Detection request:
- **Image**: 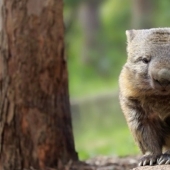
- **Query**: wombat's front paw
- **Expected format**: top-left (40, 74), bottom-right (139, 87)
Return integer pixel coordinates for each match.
top-left (157, 154), bottom-right (170, 165)
top-left (139, 154), bottom-right (160, 166)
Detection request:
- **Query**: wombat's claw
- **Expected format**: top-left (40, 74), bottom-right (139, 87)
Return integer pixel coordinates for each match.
top-left (157, 154), bottom-right (170, 165)
top-left (138, 155), bottom-right (158, 166)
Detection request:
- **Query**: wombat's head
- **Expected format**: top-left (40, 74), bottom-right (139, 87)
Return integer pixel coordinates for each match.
top-left (126, 28), bottom-right (170, 95)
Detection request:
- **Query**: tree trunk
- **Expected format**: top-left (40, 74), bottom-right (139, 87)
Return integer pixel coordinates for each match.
top-left (0, 0), bottom-right (78, 170)
top-left (79, 0), bottom-right (102, 64)
top-left (132, 0), bottom-right (154, 28)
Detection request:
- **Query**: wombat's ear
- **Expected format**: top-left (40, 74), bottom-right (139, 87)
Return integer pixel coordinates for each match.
top-left (126, 30), bottom-right (136, 43)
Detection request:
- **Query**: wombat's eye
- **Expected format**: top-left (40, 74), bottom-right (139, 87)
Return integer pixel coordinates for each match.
top-left (142, 58), bottom-right (150, 64)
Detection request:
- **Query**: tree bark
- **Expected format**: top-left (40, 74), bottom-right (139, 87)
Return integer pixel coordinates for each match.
top-left (0, 0), bottom-right (78, 170)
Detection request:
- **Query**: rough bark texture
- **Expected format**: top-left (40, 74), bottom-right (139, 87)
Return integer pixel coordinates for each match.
top-left (0, 0), bottom-right (78, 170)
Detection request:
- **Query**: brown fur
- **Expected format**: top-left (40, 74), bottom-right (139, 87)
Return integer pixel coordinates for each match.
top-left (119, 28), bottom-right (170, 165)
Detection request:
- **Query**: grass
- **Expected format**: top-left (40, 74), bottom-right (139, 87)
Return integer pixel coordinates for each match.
top-left (71, 92), bottom-right (139, 160)
top-left (68, 44), bottom-right (138, 160)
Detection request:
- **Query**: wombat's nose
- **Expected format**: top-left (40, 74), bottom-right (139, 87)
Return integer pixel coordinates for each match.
top-left (153, 68), bottom-right (170, 87)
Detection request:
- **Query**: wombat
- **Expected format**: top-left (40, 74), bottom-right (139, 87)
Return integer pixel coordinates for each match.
top-left (119, 28), bottom-right (170, 166)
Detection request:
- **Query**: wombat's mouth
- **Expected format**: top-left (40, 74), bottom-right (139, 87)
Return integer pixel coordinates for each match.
top-left (150, 77), bottom-right (170, 95)
top-left (161, 89), bottom-right (167, 93)
top-left (152, 86), bottom-right (170, 95)
top-left (159, 89), bottom-right (170, 95)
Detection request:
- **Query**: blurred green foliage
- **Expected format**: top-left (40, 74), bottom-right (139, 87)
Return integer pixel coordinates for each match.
top-left (65, 0), bottom-right (130, 97)
top-left (64, 0), bottom-right (170, 160)
top-left (72, 94), bottom-right (139, 159)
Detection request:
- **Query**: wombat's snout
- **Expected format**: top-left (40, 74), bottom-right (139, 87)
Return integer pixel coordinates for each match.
top-left (151, 68), bottom-right (170, 90)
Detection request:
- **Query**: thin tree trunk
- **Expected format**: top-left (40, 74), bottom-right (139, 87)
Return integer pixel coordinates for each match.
top-left (0, 0), bottom-right (78, 170)
top-left (132, 0), bottom-right (154, 28)
top-left (79, 0), bottom-right (102, 64)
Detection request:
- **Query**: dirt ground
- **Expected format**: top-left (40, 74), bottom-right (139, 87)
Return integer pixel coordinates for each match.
top-left (62, 155), bottom-right (140, 170)
top-left (28, 155), bottom-right (170, 170)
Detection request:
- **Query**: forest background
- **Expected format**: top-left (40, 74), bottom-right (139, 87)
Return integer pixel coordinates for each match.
top-left (64, 0), bottom-right (170, 160)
